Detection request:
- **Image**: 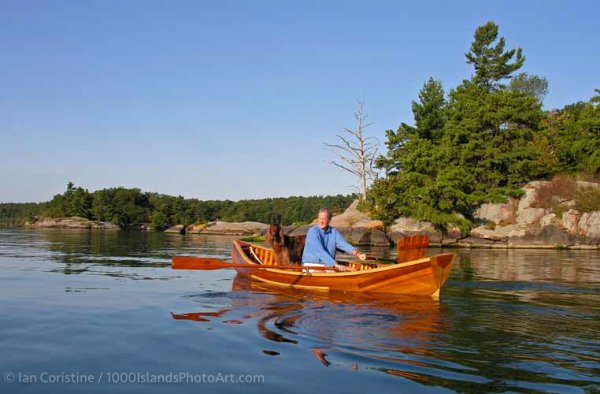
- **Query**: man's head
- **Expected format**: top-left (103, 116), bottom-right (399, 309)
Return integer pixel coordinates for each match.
top-left (317, 208), bottom-right (333, 230)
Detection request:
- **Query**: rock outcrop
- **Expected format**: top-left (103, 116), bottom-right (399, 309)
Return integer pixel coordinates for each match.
top-left (193, 221), bottom-right (269, 236)
top-left (328, 201), bottom-right (390, 246)
top-left (165, 224), bottom-right (187, 234)
top-left (25, 216), bottom-right (119, 230)
top-left (469, 181), bottom-right (600, 248)
top-left (387, 218), bottom-right (441, 243)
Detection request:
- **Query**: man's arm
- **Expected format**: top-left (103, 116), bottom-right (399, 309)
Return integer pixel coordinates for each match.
top-left (334, 229), bottom-right (356, 255)
top-left (334, 230), bottom-right (367, 260)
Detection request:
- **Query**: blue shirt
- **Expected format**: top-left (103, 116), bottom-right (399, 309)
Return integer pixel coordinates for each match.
top-left (301, 225), bottom-right (355, 267)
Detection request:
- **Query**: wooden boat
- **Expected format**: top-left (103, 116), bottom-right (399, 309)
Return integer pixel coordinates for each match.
top-left (231, 239), bottom-right (455, 300)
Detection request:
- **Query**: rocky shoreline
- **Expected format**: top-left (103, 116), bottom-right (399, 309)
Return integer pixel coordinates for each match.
top-left (25, 216), bottom-right (120, 230)
top-left (24, 181), bottom-right (600, 249)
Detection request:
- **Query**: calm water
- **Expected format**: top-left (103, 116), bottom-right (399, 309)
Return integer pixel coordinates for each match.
top-left (0, 229), bottom-right (598, 393)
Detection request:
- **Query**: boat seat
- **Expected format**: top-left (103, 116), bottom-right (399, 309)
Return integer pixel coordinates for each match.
top-left (249, 246), bottom-right (264, 265)
top-left (249, 245), bottom-right (275, 265)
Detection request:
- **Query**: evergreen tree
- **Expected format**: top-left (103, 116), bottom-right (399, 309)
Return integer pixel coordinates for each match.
top-left (442, 81), bottom-right (544, 205)
top-left (509, 72), bottom-right (549, 102)
top-left (369, 78), bottom-right (468, 230)
top-left (369, 22), bottom-right (545, 232)
top-left (541, 89), bottom-right (600, 174)
top-left (465, 21), bottom-right (525, 90)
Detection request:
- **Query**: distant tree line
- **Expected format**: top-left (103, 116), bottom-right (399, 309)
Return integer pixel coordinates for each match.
top-left (0, 203), bottom-right (46, 227)
top-left (366, 21), bottom-right (599, 232)
top-left (0, 182), bottom-right (355, 230)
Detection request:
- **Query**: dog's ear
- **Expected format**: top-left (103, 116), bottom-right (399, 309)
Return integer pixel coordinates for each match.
top-left (265, 224), bottom-right (275, 243)
top-left (278, 226), bottom-right (286, 241)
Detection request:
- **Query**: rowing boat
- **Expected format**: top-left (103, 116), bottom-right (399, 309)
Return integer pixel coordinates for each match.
top-left (230, 239), bottom-right (455, 300)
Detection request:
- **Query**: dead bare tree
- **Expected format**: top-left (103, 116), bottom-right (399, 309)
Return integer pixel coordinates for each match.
top-left (324, 99), bottom-right (379, 201)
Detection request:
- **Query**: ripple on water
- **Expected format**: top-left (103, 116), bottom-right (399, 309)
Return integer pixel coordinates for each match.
top-left (170, 272), bottom-right (599, 392)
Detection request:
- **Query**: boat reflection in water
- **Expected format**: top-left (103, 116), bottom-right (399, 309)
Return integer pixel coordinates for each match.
top-left (172, 275), bottom-right (447, 379)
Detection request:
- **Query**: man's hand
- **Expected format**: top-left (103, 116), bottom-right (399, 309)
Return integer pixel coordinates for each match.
top-left (334, 264), bottom-right (356, 272)
top-left (352, 249), bottom-right (367, 261)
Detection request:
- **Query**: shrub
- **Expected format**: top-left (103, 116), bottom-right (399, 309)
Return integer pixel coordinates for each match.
top-left (531, 174), bottom-right (577, 210)
top-left (575, 186), bottom-right (600, 213)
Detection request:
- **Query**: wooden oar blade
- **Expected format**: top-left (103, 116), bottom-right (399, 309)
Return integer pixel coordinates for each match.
top-left (172, 256), bottom-right (231, 270)
top-left (396, 235), bottom-right (430, 263)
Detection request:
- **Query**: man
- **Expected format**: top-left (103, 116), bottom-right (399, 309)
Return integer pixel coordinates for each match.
top-left (301, 207), bottom-right (367, 270)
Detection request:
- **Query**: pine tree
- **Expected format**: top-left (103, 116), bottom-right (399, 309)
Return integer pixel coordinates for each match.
top-left (465, 21), bottom-right (525, 90)
top-left (369, 78), bottom-right (471, 231)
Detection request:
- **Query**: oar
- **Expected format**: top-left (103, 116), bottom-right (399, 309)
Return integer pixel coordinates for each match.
top-left (172, 256), bottom-right (333, 271)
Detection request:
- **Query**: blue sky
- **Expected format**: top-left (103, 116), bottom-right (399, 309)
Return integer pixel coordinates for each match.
top-left (1, 0), bottom-right (598, 203)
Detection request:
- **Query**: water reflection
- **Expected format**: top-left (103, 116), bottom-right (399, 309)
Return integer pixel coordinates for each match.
top-left (172, 274), bottom-right (600, 392)
top-left (172, 276), bottom-right (445, 370)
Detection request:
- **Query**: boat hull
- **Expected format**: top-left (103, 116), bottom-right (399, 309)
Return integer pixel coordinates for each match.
top-left (231, 240), bottom-right (455, 299)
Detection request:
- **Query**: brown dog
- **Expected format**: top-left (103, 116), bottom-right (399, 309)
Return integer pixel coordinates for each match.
top-left (265, 224), bottom-right (306, 265)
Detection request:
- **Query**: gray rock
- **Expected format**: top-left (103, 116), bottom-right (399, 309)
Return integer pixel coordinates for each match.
top-left (569, 244), bottom-right (600, 250)
top-left (288, 225), bottom-right (311, 236)
top-left (561, 209), bottom-right (580, 235)
top-left (471, 224), bottom-right (527, 241)
top-left (388, 217), bottom-right (444, 243)
top-left (517, 182), bottom-right (546, 211)
top-left (507, 240), bottom-right (559, 249)
top-left (337, 227), bottom-right (391, 246)
top-left (199, 221), bottom-right (269, 235)
top-left (540, 213), bottom-right (559, 228)
top-left (456, 237), bottom-right (500, 248)
top-left (578, 212), bottom-right (600, 242)
top-left (165, 225), bottom-right (187, 234)
top-left (25, 216), bottom-right (119, 230)
top-left (186, 223), bottom-right (210, 234)
top-left (329, 200), bottom-right (384, 228)
top-left (516, 207), bottom-right (546, 225)
top-left (475, 200), bottom-right (516, 224)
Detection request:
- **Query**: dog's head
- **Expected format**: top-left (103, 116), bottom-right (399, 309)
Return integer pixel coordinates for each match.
top-left (266, 224), bottom-right (285, 245)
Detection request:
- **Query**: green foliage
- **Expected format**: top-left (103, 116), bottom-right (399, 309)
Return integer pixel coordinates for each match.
top-left (443, 82), bottom-right (545, 202)
top-left (371, 71), bottom-right (543, 234)
top-left (65, 182), bottom-right (92, 218)
top-left (150, 211), bottom-right (169, 231)
top-left (367, 21), bottom-right (576, 233)
top-left (45, 182), bottom-right (92, 219)
top-left (0, 203), bottom-right (44, 227)
top-left (215, 195), bottom-right (354, 224)
top-left (509, 73), bottom-right (549, 101)
top-left (0, 182), bottom-right (355, 230)
top-left (540, 89), bottom-right (600, 174)
top-left (575, 186), bottom-right (600, 213)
